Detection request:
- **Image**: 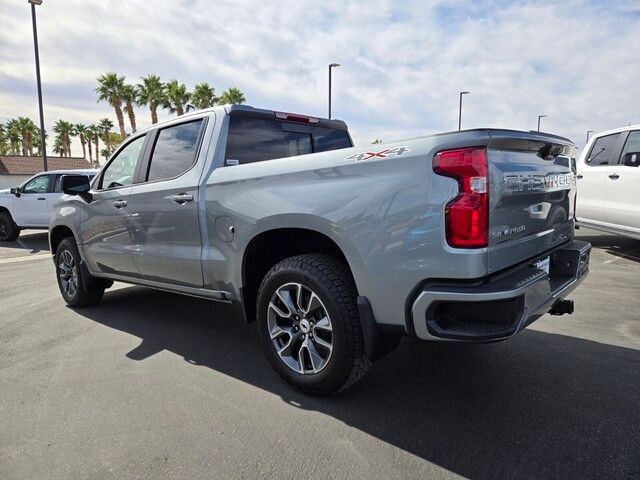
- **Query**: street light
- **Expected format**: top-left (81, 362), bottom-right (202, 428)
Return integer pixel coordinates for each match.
top-left (586, 130), bottom-right (594, 143)
top-left (537, 114), bottom-right (547, 132)
top-left (458, 91), bottom-right (469, 131)
top-left (328, 63), bottom-right (340, 119)
top-left (29, 0), bottom-right (47, 171)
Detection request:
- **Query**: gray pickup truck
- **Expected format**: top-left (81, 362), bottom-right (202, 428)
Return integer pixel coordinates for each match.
top-left (50, 105), bottom-right (591, 393)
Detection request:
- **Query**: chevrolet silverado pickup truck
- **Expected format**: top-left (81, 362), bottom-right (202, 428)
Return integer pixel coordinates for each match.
top-left (576, 124), bottom-right (640, 239)
top-left (49, 105), bottom-right (591, 393)
top-left (0, 169), bottom-right (96, 241)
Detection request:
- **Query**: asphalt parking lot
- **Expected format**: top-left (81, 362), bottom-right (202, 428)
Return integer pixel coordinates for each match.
top-left (1, 228), bottom-right (638, 480)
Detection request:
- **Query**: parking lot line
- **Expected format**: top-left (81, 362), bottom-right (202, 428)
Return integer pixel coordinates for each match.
top-left (0, 253), bottom-right (51, 265)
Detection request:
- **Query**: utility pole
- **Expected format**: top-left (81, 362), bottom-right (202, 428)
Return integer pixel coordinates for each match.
top-left (458, 91), bottom-right (469, 131)
top-left (29, 0), bottom-right (47, 170)
top-left (328, 63), bottom-right (340, 119)
top-left (537, 114), bottom-right (547, 132)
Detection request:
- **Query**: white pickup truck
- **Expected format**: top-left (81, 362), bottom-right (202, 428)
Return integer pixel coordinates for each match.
top-left (576, 124), bottom-right (640, 239)
top-left (0, 169), bottom-right (97, 241)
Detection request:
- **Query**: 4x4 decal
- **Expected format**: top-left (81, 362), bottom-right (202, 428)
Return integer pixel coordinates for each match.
top-left (346, 146), bottom-right (411, 162)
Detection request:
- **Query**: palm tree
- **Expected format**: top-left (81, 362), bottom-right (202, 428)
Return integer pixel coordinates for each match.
top-left (217, 87), bottom-right (246, 105)
top-left (5, 119), bottom-right (22, 155)
top-left (75, 124), bottom-right (89, 158)
top-left (94, 118), bottom-right (114, 166)
top-left (85, 124), bottom-right (96, 164)
top-left (86, 124), bottom-right (100, 167)
top-left (121, 84), bottom-right (137, 133)
top-left (163, 79), bottom-right (190, 116)
top-left (53, 120), bottom-right (74, 157)
top-left (190, 82), bottom-right (216, 110)
top-left (52, 137), bottom-right (65, 157)
top-left (96, 72), bottom-right (127, 138)
top-left (137, 75), bottom-right (165, 125)
top-left (32, 128), bottom-right (47, 156)
top-left (15, 117), bottom-right (38, 155)
top-left (0, 124), bottom-right (7, 155)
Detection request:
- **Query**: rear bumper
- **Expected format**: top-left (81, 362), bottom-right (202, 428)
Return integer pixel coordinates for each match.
top-left (410, 240), bottom-right (591, 342)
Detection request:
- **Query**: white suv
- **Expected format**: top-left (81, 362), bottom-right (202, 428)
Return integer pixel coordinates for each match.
top-left (0, 169), bottom-right (96, 241)
top-left (576, 125), bottom-right (640, 239)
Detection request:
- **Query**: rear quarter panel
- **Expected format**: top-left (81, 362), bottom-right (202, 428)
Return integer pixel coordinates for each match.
top-left (203, 131), bottom-right (494, 330)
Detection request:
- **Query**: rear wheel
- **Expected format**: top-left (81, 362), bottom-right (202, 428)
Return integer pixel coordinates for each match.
top-left (257, 254), bottom-right (370, 394)
top-left (0, 211), bottom-right (19, 242)
top-left (55, 237), bottom-right (104, 307)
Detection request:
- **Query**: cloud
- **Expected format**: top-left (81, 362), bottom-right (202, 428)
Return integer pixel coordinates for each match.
top-left (1, 0), bottom-right (638, 158)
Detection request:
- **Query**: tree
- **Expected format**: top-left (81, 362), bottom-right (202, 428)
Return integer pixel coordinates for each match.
top-left (0, 124), bottom-right (7, 155)
top-left (121, 84), bottom-right (137, 133)
top-left (96, 72), bottom-right (127, 138)
top-left (53, 120), bottom-right (74, 157)
top-left (190, 82), bottom-right (216, 110)
top-left (85, 124), bottom-right (96, 164)
top-left (163, 79), bottom-right (190, 116)
top-left (217, 87), bottom-right (246, 105)
top-left (52, 137), bottom-right (65, 157)
top-left (86, 125), bottom-right (100, 167)
top-left (75, 124), bottom-right (89, 158)
top-left (33, 128), bottom-right (47, 156)
top-left (5, 119), bottom-right (22, 155)
top-left (371, 139), bottom-right (383, 144)
top-left (14, 117), bottom-right (39, 155)
top-left (101, 131), bottom-right (122, 159)
top-left (137, 75), bottom-right (165, 125)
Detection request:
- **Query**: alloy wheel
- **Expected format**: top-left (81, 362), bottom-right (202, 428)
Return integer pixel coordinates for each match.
top-left (58, 249), bottom-right (78, 298)
top-left (267, 282), bottom-right (333, 374)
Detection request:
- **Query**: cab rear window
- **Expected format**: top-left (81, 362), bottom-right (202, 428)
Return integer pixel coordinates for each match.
top-left (225, 116), bottom-right (352, 165)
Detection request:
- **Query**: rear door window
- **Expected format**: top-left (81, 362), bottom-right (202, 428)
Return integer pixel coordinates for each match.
top-left (620, 131), bottom-right (640, 163)
top-left (586, 133), bottom-right (621, 166)
top-left (225, 116), bottom-right (351, 165)
top-left (146, 119), bottom-right (204, 182)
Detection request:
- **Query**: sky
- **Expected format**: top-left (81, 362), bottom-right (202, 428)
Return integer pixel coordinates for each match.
top-left (1, 0), bottom-right (639, 158)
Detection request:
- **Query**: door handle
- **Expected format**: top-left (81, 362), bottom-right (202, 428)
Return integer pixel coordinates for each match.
top-left (37, 197), bottom-right (46, 200)
top-left (576, 174), bottom-right (583, 180)
top-left (113, 200), bottom-right (127, 209)
top-left (167, 193), bottom-right (194, 204)
top-left (608, 173), bottom-right (620, 180)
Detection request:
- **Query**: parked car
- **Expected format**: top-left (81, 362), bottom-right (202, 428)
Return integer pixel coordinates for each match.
top-left (49, 105), bottom-right (590, 393)
top-left (576, 124), bottom-right (640, 239)
top-left (0, 169), bottom-right (97, 241)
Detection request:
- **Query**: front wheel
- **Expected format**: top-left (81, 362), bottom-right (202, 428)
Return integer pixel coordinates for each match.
top-left (55, 237), bottom-right (104, 307)
top-left (257, 254), bottom-right (370, 394)
top-left (0, 211), bottom-right (19, 242)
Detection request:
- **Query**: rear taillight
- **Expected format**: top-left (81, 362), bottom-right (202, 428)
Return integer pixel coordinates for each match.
top-left (433, 147), bottom-right (488, 248)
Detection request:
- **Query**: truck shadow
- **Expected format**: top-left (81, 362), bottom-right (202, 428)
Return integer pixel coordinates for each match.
top-left (76, 286), bottom-right (639, 480)
top-left (0, 231), bottom-right (49, 254)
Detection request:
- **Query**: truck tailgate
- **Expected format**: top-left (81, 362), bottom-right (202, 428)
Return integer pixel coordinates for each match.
top-left (486, 131), bottom-right (577, 273)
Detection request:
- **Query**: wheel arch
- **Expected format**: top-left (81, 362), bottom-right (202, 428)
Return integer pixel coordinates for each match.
top-left (49, 224), bottom-right (76, 255)
top-left (239, 225), bottom-right (366, 323)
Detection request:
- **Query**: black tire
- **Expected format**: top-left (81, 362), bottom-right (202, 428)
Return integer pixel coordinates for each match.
top-left (257, 254), bottom-right (371, 394)
top-left (0, 211), bottom-right (19, 242)
top-left (55, 237), bottom-right (104, 307)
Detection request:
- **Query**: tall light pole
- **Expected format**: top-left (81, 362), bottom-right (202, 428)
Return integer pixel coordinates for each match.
top-left (537, 114), bottom-right (547, 132)
top-left (328, 63), bottom-right (340, 119)
top-left (586, 130), bottom-right (594, 143)
top-left (458, 91), bottom-right (469, 131)
top-left (29, 0), bottom-right (47, 171)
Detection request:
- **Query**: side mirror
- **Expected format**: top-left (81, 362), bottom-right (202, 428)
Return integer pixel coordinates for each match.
top-left (623, 152), bottom-right (640, 167)
top-left (61, 174), bottom-right (92, 201)
top-left (9, 187), bottom-right (21, 197)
